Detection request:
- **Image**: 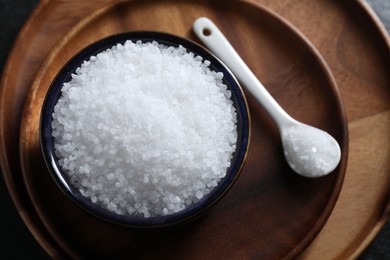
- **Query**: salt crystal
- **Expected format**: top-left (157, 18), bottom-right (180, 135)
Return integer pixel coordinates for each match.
top-left (282, 125), bottom-right (340, 177)
top-left (52, 40), bottom-right (237, 218)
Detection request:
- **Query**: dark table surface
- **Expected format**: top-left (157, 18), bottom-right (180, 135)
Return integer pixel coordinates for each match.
top-left (0, 0), bottom-right (389, 259)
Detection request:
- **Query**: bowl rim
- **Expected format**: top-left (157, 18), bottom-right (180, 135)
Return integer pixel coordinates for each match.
top-left (40, 31), bottom-right (251, 228)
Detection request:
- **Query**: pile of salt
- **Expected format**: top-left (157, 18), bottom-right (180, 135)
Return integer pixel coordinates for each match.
top-left (282, 125), bottom-right (340, 177)
top-left (51, 40), bottom-right (238, 218)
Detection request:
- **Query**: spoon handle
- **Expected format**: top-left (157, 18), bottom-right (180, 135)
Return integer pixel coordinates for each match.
top-left (193, 17), bottom-right (295, 129)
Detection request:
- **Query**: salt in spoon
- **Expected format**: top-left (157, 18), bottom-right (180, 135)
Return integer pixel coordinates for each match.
top-left (193, 17), bottom-right (341, 178)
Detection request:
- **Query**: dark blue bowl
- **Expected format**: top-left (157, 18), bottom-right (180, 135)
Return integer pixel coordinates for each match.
top-left (40, 31), bottom-right (250, 228)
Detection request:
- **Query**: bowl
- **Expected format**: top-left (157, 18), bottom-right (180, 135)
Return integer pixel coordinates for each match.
top-left (40, 31), bottom-right (250, 228)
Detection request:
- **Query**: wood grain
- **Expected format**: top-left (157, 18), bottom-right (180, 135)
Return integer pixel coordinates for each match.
top-left (300, 110), bottom-right (390, 259)
top-left (0, 0), bottom-right (389, 259)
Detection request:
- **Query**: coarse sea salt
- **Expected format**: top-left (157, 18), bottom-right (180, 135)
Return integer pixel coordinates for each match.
top-left (282, 125), bottom-right (340, 177)
top-left (51, 40), bottom-right (238, 218)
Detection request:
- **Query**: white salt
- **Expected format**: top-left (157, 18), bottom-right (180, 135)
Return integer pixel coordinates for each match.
top-left (282, 125), bottom-right (341, 178)
top-left (51, 40), bottom-right (238, 218)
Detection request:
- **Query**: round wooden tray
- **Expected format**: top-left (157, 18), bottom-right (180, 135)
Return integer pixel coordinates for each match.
top-left (1, 0), bottom-right (389, 259)
top-left (20, 0), bottom-right (347, 259)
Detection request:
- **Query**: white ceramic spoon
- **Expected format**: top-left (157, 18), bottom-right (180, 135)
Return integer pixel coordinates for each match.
top-left (193, 17), bottom-right (341, 178)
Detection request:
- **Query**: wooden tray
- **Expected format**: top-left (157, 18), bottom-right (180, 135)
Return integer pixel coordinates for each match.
top-left (1, 0), bottom-right (389, 259)
top-left (20, 0), bottom-right (348, 259)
